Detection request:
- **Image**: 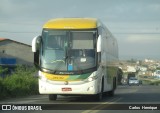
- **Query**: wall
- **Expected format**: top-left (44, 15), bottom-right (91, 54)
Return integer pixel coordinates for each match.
top-left (0, 40), bottom-right (33, 66)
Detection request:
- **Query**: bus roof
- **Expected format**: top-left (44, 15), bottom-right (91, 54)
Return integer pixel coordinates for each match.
top-left (43, 18), bottom-right (98, 29)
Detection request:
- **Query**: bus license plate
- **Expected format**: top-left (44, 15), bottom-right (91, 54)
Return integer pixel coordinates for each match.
top-left (62, 88), bottom-right (72, 91)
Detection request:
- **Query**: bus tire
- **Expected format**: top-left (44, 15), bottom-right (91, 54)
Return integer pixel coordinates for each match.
top-left (94, 78), bottom-right (104, 101)
top-left (108, 89), bottom-right (115, 97)
top-left (94, 92), bottom-right (103, 101)
top-left (49, 94), bottom-right (57, 101)
top-left (108, 78), bottom-right (116, 96)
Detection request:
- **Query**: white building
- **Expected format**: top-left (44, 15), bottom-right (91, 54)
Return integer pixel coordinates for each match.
top-left (127, 66), bottom-right (136, 72)
top-left (140, 66), bottom-right (147, 72)
top-left (153, 70), bottom-right (160, 78)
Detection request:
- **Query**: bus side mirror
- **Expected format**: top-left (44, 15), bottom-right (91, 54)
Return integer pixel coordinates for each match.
top-left (32, 36), bottom-right (41, 52)
top-left (97, 35), bottom-right (102, 52)
top-left (32, 36), bottom-right (41, 68)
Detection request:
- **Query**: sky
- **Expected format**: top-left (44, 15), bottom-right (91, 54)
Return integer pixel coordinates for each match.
top-left (0, 0), bottom-right (160, 60)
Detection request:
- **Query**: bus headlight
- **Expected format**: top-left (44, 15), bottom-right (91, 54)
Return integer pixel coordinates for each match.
top-left (88, 77), bottom-right (94, 82)
top-left (88, 76), bottom-right (98, 82)
top-left (87, 72), bottom-right (98, 82)
top-left (39, 71), bottom-right (47, 81)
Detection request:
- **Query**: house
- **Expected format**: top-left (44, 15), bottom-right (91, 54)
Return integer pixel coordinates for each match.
top-left (127, 66), bottom-right (136, 72)
top-left (0, 38), bottom-right (33, 66)
top-left (153, 70), bottom-right (160, 78)
top-left (140, 66), bottom-right (147, 72)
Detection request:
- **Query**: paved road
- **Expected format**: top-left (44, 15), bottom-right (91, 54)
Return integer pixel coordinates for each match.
top-left (1, 85), bottom-right (160, 113)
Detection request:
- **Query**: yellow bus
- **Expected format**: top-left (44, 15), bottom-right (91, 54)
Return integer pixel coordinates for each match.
top-left (32, 18), bottom-right (119, 101)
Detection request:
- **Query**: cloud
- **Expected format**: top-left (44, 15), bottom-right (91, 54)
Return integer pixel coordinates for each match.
top-left (126, 35), bottom-right (160, 44)
top-left (0, 0), bottom-right (160, 59)
top-left (116, 33), bottom-right (160, 60)
top-left (148, 3), bottom-right (160, 11)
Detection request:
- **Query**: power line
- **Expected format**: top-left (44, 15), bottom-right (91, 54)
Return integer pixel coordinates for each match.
top-left (0, 30), bottom-right (160, 34)
top-left (0, 30), bottom-right (40, 33)
top-left (113, 33), bottom-right (160, 34)
top-left (0, 21), bottom-right (43, 26)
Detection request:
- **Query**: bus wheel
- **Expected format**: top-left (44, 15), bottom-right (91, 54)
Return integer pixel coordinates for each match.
top-left (108, 89), bottom-right (115, 96)
top-left (49, 94), bottom-right (57, 101)
top-left (94, 92), bottom-right (103, 101)
top-left (108, 78), bottom-right (116, 96)
top-left (94, 80), bottom-right (103, 101)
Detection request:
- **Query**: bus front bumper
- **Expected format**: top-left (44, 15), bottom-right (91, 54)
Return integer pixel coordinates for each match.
top-left (39, 79), bottom-right (99, 95)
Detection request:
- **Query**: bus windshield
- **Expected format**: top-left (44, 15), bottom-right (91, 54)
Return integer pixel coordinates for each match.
top-left (41, 29), bottom-right (97, 73)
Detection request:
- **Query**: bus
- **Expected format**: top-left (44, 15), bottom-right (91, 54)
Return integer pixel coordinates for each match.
top-left (32, 18), bottom-right (119, 101)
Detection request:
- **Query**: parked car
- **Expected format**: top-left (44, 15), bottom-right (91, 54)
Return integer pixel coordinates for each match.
top-left (128, 77), bottom-right (139, 86)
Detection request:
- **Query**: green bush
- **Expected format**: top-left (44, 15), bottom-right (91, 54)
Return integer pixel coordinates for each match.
top-left (141, 79), bottom-right (160, 85)
top-left (0, 77), bottom-right (7, 99)
top-left (0, 65), bottom-right (38, 99)
top-left (150, 80), bottom-right (160, 85)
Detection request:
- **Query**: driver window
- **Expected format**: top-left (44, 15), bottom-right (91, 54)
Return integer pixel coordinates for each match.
top-left (47, 35), bottom-right (61, 49)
